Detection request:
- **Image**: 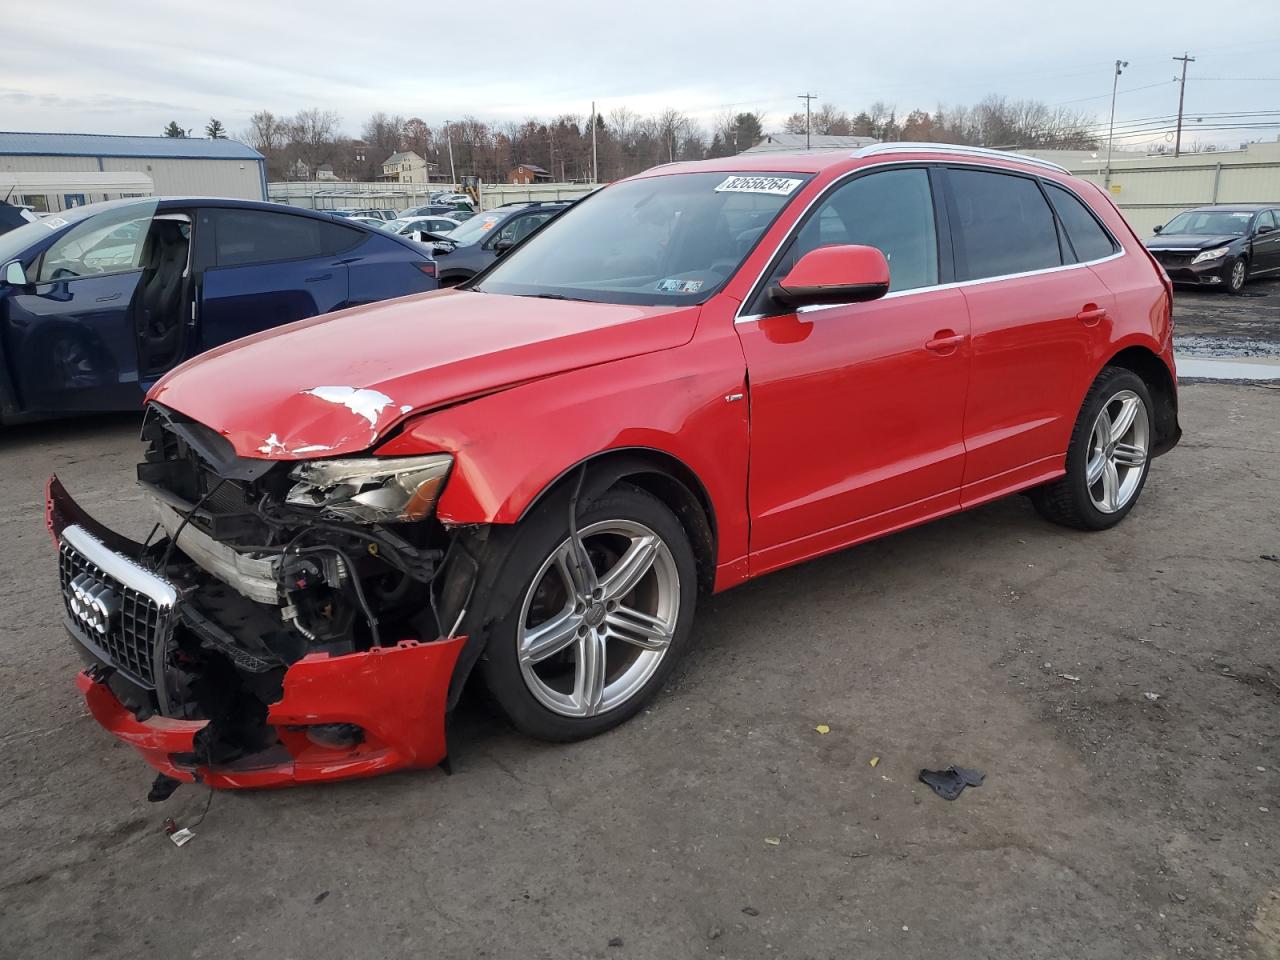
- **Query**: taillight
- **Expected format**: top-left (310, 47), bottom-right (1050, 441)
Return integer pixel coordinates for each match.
top-left (416, 261), bottom-right (437, 278)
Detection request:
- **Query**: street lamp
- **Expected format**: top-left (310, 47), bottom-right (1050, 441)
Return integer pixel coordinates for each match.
top-left (1104, 60), bottom-right (1128, 190)
top-left (442, 120), bottom-right (457, 188)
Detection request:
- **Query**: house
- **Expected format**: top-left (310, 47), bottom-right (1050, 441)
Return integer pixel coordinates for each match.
top-left (508, 163), bottom-right (552, 185)
top-left (381, 150), bottom-right (433, 184)
top-left (316, 163), bottom-right (338, 181)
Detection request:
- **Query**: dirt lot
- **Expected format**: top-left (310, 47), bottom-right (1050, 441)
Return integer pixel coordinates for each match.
top-left (1, 389), bottom-right (1278, 959)
top-left (1174, 276), bottom-right (1280, 357)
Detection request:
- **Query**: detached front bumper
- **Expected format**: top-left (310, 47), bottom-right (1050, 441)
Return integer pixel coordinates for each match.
top-left (77, 638), bottom-right (464, 789)
top-left (49, 476), bottom-right (465, 790)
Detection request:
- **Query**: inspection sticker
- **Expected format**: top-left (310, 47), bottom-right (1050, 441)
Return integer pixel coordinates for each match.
top-left (657, 278), bottom-right (703, 293)
top-left (43, 217), bottom-right (68, 229)
top-left (714, 175), bottom-right (803, 196)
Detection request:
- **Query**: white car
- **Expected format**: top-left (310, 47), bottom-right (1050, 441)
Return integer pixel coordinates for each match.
top-left (383, 215), bottom-right (462, 239)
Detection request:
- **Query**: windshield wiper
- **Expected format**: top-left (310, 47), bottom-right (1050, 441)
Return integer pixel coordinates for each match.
top-left (522, 292), bottom-right (592, 302)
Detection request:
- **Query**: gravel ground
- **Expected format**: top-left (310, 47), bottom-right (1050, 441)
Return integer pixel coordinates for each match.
top-left (1174, 277), bottom-right (1280, 357)
top-left (1, 381), bottom-right (1278, 959)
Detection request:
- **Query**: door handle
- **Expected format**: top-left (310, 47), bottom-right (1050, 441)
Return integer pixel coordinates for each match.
top-left (305, 273), bottom-right (333, 283)
top-left (1076, 305), bottom-right (1107, 325)
top-left (95, 292), bottom-right (121, 303)
top-left (925, 331), bottom-right (967, 354)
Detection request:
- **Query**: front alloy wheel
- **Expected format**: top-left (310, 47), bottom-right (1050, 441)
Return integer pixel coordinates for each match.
top-left (477, 483), bottom-right (698, 741)
top-left (517, 520), bottom-right (680, 718)
top-left (1225, 257), bottom-right (1247, 294)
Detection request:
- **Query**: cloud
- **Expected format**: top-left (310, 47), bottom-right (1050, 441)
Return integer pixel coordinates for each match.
top-left (1, 0), bottom-right (1277, 148)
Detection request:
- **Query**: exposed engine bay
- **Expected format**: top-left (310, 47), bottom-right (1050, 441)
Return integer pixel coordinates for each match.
top-left (52, 402), bottom-right (475, 787)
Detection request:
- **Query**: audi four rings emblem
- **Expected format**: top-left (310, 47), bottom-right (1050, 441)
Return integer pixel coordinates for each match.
top-left (68, 572), bottom-right (121, 636)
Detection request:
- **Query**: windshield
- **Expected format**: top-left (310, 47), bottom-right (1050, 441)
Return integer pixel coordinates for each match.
top-left (447, 210), bottom-right (505, 245)
top-left (0, 218), bottom-right (57, 265)
top-left (1162, 209), bottom-right (1254, 236)
top-left (474, 172), bottom-right (810, 305)
top-left (385, 219), bottom-right (411, 232)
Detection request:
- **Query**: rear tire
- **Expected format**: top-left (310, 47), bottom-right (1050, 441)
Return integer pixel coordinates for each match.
top-left (1031, 368), bottom-right (1153, 531)
top-left (477, 483), bottom-right (698, 742)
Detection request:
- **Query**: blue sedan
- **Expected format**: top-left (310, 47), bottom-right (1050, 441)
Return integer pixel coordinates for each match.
top-left (0, 197), bottom-right (438, 422)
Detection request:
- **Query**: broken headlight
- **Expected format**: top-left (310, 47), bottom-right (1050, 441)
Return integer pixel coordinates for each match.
top-left (286, 454), bottom-right (453, 523)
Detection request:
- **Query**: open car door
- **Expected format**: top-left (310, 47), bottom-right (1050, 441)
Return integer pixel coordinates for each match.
top-left (3, 200), bottom-right (160, 415)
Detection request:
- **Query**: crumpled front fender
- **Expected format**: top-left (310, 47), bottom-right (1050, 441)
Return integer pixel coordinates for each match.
top-left (79, 636), bottom-right (466, 790)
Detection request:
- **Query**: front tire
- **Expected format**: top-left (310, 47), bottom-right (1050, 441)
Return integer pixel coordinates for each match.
top-left (1224, 257), bottom-right (1247, 294)
top-left (478, 483), bottom-right (698, 742)
top-left (1031, 368), bottom-right (1153, 531)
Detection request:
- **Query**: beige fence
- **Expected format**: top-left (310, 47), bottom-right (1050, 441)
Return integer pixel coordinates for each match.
top-left (1031, 141), bottom-right (1280, 236)
top-left (268, 180), bottom-right (599, 213)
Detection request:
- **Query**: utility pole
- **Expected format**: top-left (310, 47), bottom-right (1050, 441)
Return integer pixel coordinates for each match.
top-left (590, 100), bottom-right (598, 184)
top-left (1172, 52), bottom-right (1195, 157)
top-left (1105, 59), bottom-right (1128, 190)
top-left (443, 119), bottom-right (457, 188)
top-left (798, 93), bottom-right (816, 150)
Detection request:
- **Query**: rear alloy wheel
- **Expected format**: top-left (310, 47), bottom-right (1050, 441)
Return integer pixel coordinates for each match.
top-left (1031, 368), bottom-right (1154, 531)
top-left (479, 484), bottom-right (697, 741)
top-left (1224, 257), bottom-right (1247, 294)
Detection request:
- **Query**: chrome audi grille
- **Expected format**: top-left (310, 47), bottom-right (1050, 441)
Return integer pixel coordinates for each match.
top-left (58, 525), bottom-right (177, 688)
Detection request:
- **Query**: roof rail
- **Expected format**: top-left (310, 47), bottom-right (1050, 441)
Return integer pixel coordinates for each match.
top-left (851, 142), bottom-right (1069, 174)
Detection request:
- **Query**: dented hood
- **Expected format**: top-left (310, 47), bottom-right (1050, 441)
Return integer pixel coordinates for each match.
top-left (149, 288), bottom-right (699, 459)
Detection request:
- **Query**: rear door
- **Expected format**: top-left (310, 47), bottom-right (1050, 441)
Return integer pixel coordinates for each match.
top-left (3, 201), bottom-right (157, 414)
top-left (942, 166), bottom-right (1115, 504)
top-left (194, 208), bottom-right (357, 352)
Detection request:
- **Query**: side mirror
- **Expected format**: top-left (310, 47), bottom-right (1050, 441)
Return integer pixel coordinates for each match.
top-left (1256, 223), bottom-right (1276, 236)
top-left (768, 245), bottom-right (890, 309)
top-left (3, 261), bottom-right (29, 287)
top-left (1152, 224), bottom-right (1163, 234)
top-left (493, 238), bottom-right (515, 255)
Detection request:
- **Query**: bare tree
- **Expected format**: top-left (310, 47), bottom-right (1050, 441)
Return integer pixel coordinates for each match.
top-left (288, 108), bottom-right (340, 179)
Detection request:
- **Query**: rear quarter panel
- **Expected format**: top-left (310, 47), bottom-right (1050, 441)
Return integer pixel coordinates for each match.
top-left (1068, 177), bottom-right (1175, 370)
top-left (347, 233), bottom-right (438, 306)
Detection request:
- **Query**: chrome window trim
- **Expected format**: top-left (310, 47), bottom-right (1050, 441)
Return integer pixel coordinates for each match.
top-left (736, 251), bottom-right (1125, 322)
top-left (852, 142), bottom-right (1070, 174)
top-left (733, 159), bottom-right (1125, 325)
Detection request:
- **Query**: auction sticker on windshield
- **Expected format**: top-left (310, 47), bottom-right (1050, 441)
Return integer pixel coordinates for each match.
top-left (714, 176), bottom-right (803, 196)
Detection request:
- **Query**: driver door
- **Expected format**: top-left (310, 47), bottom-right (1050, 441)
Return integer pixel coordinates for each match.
top-left (3, 201), bottom-right (158, 414)
top-left (735, 167), bottom-right (972, 575)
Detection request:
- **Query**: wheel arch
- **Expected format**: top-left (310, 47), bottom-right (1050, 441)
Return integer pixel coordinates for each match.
top-left (517, 447), bottom-right (718, 596)
top-left (1102, 344), bottom-right (1180, 456)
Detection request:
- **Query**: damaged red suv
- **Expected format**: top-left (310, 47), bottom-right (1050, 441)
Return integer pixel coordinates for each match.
top-left (49, 144), bottom-right (1180, 791)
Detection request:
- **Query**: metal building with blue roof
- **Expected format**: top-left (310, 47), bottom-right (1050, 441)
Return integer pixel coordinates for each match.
top-left (0, 132), bottom-right (267, 211)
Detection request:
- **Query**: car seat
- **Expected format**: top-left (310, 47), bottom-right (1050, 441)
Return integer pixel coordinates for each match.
top-left (138, 221), bottom-right (189, 371)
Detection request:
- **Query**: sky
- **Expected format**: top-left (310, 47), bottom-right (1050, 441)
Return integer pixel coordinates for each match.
top-left (3, 0), bottom-right (1280, 150)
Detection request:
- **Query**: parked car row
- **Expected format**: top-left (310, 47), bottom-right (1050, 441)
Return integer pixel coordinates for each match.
top-left (45, 144), bottom-right (1183, 793)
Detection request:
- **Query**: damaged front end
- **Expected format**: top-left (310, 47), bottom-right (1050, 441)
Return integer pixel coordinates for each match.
top-left (49, 403), bottom-right (474, 792)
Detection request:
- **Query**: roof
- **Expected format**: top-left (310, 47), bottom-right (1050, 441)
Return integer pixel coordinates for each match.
top-left (515, 163), bottom-right (550, 174)
top-left (744, 133), bottom-right (879, 154)
top-left (0, 131), bottom-right (262, 161)
top-left (1184, 203), bottom-right (1275, 212)
top-left (0, 171), bottom-right (154, 192)
top-left (637, 143), bottom-right (1089, 180)
top-left (383, 151), bottom-right (423, 165)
